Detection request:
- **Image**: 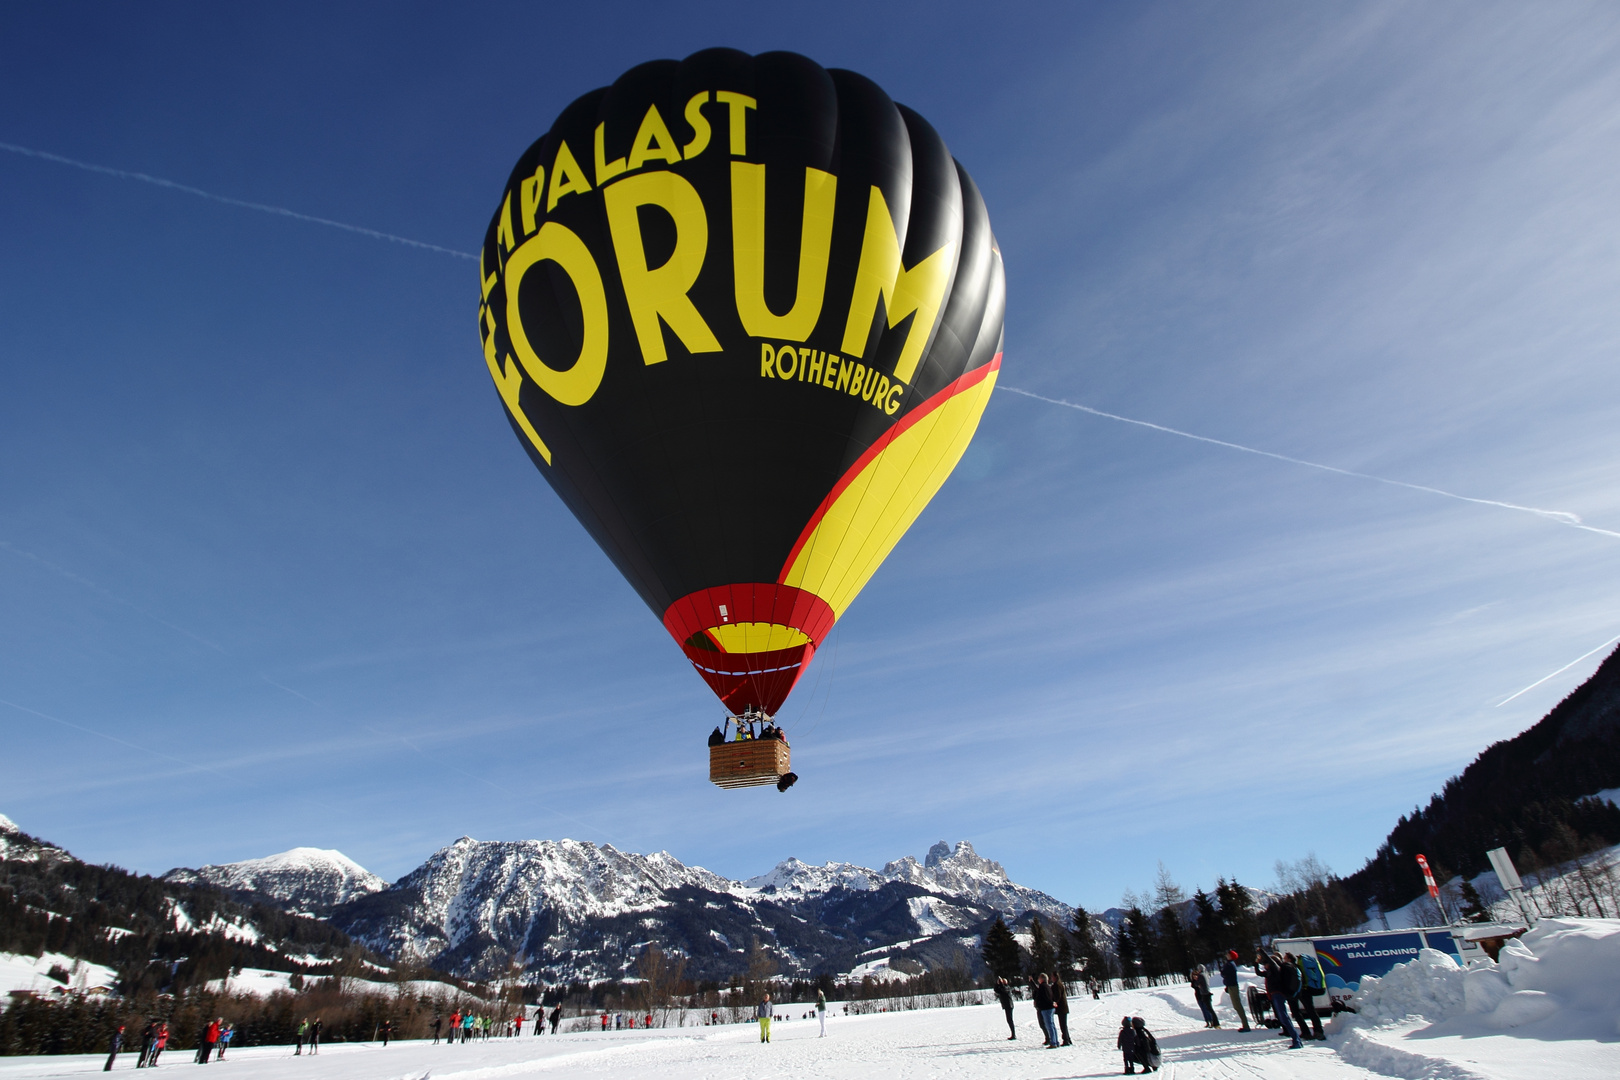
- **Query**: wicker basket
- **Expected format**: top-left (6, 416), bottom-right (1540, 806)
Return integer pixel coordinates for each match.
top-left (709, 739), bottom-right (791, 789)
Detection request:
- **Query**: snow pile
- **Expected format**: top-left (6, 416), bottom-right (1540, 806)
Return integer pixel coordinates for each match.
top-left (1353, 948), bottom-right (1467, 1022)
top-left (1351, 918), bottom-right (1620, 1035)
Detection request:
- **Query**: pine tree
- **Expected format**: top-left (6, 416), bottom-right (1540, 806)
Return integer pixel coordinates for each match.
top-left (1123, 906), bottom-right (1155, 987)
top-left (1191, 889), bottom-right (1219, 961)
top-left (982, 918), bottom-right (1023, 983)
top-left (1215, 877), bottom-right (1259, 954)
top-left (1026, 914), bottom-right (1058, 980)
top-left (1458, 880), bottom-right (1493, 923)
top-left (1071, 908), bottom-right (1110, 981)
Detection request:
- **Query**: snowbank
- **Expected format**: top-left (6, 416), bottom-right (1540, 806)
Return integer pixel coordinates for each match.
top-left (1351, 918), bottom-right (1620, 1037)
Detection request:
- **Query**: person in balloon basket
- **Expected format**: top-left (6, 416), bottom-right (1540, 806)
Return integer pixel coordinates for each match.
top-left (1255, 951), bottom-right (1303, 1049)
top-left (1131, 1017), bottom-right (1161, 1071)
top-left (1116, 1016), bottom-right (1137, 1074)
top-left (756, 993), bottom-right (774, 1042)
top-left (993, 976), bottom-right (1016, 1039)
top-left (1220, 950), bottom-right (1250, 1031)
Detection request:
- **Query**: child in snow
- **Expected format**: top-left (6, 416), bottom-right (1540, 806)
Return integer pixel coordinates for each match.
top-left (1117, 1016), bottom-right (1137, 1074)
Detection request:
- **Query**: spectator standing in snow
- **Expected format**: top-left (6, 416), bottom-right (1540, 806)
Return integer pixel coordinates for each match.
top-left (464, 1013), bottom-right (475, 1042)
top-left (756, 993), bottom-right (774, 1042)
top-left (310, 1016), bottom-right (322, 1055)
top-left (1220, 951), bottom-right (1250, 1031)
top-left (1189, 969), bottom-right (1219, 1027)
top-left (380, 1019), bottom-right (393, 1046)
top-left (1052, 976), bottom-right (1073, 1045)
top-left (1291, 952), bottom-right (1327, 1040)
top-left (1256, 951), bottom-right (1303, 1049)
top-left (218, 1024), bottom-right (233, 1059)
top-left (150, 1023), bottom-right (169, 1067)
top-left (816, 988), bottom-right (827, 1036)
top-left (550, 1005), bottom-right (562, 1034)
top-left (1131, 1017), bottom-right (1160, 1072)
top-left (1031, 973), bottom-right (1058, 1048)
top-left (993, 976), bottom-right (1016, 1039)
top-left (137, 1020), bottom-right (158, 1067)
top-left (103, 1024), bottom-right (124, 1072)
top-left (1116, 1016), bottom-right (1137, 1075)
top-left (296, 1017), bottom-right (308, 1053)
top-left (196, 1018), bottom-right (219, 1064)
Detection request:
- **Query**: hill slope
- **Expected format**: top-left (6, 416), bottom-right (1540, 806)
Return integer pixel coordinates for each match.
top-left (1346, 645), bottom-right (1620, 908)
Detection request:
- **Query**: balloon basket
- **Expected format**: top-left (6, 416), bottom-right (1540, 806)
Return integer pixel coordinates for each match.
top-left (709, 738), bottom-right (791, 789)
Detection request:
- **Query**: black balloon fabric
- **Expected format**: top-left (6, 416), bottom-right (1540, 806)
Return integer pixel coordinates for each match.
top-left (478, 48), bottom-right (1005, 716)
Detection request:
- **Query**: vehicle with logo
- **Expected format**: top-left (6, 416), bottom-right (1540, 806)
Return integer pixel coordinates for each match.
top-left (1271, 926), bottom-right (1487, 1011)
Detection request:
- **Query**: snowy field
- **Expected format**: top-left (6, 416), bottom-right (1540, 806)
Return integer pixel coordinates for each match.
top-left (4, 975), bottom-right (1616, 1080)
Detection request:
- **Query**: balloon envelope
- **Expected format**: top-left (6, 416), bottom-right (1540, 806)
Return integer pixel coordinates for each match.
top-left (479, 49), bottom-right (1005, 716)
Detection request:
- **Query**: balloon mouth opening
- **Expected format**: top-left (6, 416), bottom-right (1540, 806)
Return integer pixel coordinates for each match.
top-left (663, 583), bottom-right (836, 713)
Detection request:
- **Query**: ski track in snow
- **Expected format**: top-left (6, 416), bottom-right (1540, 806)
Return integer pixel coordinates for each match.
top-left (9, 979), bottom-right (1604, 1080)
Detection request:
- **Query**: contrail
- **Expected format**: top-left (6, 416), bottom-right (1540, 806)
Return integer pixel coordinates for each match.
top-left (1002, 386), bottom-right (1620, 541)
top-left (1496, 633), bottom-right (1620, 706)
top-left (0, 697), bottom-right (233, 781)
top-left (0, 140), bottom-right (476, 260)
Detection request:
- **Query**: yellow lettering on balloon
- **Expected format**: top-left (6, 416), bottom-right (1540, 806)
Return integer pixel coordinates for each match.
top-left (731, 162), bottom-right (836, 342)
top-left (776, 346), bottom-right (797, 380)
top-left (871, 373), bottom-right (890, 403)
top-left (824, 353), bottom-right (841, 388)
top-left (480, 247), bottom-right (499, 301)
top-left (520, 166), bottom-right (546, 234)
top-left (835, 359), bottom-right (854, 393)
top-left (682, 92), bottom-right (712, 159)
top-left (714, 91), bottom-right (757, 156)
top-left (628, 104), bottom-right (683, 170)
top-left (496, 192), bottom-right (518, 253)
top-left (840, 186), bottom-right (957, 384)
top-left (760, 341), bottom-right (777, 377)
top-left (884, 381), bottom-right (904, 414)
top-left (798, 347), bottom-right (812, 381)
top-left (594, 122), bottom-right (627, 186)
top-left (808, 350), bottom-right (825, 383)
top-left (547, 141), bottom-right (592, 211)
top-left (504, 221), bottom-right (610, 407)
top-left (603, 170), bottom-right (721, 365)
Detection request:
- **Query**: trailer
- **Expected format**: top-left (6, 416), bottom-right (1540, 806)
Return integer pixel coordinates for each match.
top-left (1272, 926), bottom-right (1490, 1005)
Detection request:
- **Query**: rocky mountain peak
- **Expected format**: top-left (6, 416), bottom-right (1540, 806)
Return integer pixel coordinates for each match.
top-left (163, 847), bottom-right (388, 915)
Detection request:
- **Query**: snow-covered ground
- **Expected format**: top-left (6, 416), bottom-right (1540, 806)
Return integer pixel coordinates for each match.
top-left (0, 953), bottom-right (118, 998)
top-left (198, 967), bottom-right (470, 1001)
top-left (5, 967), bottom-right (1615, 1080)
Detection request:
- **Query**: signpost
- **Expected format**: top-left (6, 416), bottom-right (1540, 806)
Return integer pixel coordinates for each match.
top-left (1486, 846), bottom-right (1535, 927)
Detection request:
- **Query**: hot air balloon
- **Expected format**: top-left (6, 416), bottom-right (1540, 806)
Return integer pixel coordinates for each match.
top-left (478, 49), bottom-right (1005, 789)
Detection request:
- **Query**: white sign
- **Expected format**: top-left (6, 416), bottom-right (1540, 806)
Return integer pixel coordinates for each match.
top-left (1487, 847), bottom-right (1523, 891)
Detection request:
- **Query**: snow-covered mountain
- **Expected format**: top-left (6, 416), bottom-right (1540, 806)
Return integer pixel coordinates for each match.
top-left (165, 848), bottom-right (388, 916)
top-left (328, 836), bottom-right (1069, 982)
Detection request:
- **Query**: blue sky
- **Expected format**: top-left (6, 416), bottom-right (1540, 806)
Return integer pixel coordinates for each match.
top-left (3, 1), bottom-right (1619, 913)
